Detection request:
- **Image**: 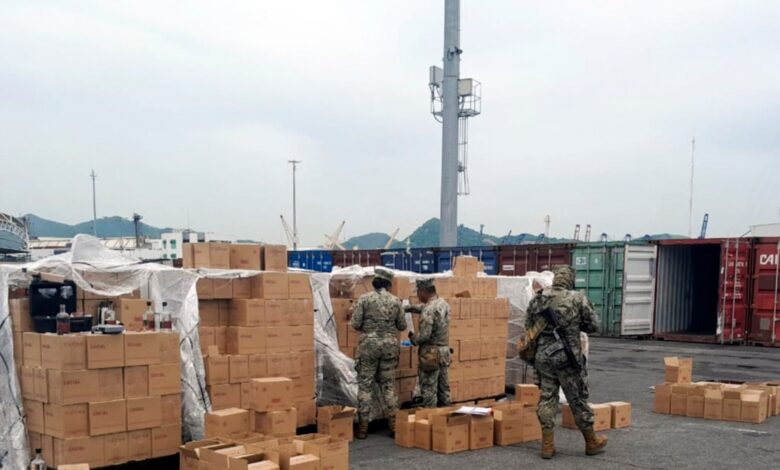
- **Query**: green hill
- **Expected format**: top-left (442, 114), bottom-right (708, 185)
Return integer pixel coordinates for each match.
top-left (26, 214), bottom-right (170, 239)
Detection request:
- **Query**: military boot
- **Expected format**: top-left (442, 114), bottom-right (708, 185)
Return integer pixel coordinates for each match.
top-left (541, 430), bottom-right (555, 459)
top-left (356, 418), bottom-right (369, 440)
top-left (582, 427), bottom-right (607, 455)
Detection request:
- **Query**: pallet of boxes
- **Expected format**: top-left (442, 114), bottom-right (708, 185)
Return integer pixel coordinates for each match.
top-left (17, 295), bottom-right (182, 467)
top-left (186, 242), bottom-right (318, 429)
top-left (394, 383), bottom-right (542, 454)
top-left (654, 357), bottom-right (780, 423)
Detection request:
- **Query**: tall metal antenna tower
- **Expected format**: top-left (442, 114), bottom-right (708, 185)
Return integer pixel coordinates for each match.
top-left (544, 215), bottom-right (551, 239)
top-left (132, 213), bottom-right (143, 249)
top-left (688, 137), bottom-right (695, 238)
top-left (90, 169), bottom-right (98, 237)
top-left (288, 160), bottom-right (302, 251)
top-left (429, 0), bottom-right (481, 247)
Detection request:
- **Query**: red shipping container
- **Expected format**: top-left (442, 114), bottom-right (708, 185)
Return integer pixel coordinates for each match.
top-left (748, 238), bottom-right (780, 346)
top-left (498, 244), bottom-right (573, 276)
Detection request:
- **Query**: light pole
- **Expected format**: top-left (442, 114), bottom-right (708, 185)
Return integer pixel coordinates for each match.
top-left (288, 160), bottom-right (301, 251)
top-left (90, 169), bottom-right (98, 236)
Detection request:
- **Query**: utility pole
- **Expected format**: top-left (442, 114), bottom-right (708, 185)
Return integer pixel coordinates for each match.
top-left (688, 138), bottom-right (695, 238)
top-left (90, 169), bottom-right (98, 237)
top-left (439, 0), bottom-right (461, 247)
top-left (288, 160), bottom-right (301, 251)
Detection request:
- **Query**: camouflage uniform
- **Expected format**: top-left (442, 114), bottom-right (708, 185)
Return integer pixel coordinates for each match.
top-left (351, 270), bottom-right (406, 423)
top-left (410, 290), bottom-right (451, 408)
top-left (525, 266), bottom-right (598, 432)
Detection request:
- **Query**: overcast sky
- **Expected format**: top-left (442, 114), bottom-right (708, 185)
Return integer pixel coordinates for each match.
top-left (1, 1), bottom-right (778, 246)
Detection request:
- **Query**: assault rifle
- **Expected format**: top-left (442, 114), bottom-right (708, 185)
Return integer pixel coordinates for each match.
top-left (539, 308), bottom-right (582, 373)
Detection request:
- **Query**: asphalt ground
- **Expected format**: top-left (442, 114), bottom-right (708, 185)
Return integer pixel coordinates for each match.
top-left (350, 337), bottom-right (780, 470)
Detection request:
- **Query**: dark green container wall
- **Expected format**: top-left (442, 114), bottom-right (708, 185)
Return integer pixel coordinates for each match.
top-left (572, 243), bottom-right (625, 337)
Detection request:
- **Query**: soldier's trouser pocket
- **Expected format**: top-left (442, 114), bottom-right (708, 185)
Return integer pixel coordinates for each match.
top-left (540, 341), bottom-right (568, 370)
top-left (420, 347), bottom-right (440, 373)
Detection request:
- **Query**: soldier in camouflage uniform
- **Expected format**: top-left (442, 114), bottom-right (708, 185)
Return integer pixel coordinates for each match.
top-left (524, 266), bottom-right (607, 459)
top-left (350, 266), bottom-right (406, 439)
top-left (407, 278), bottom-right (451, 408)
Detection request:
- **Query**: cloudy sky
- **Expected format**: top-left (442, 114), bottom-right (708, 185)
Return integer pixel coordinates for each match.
top-left (1, 1), bottom-right (778, 246)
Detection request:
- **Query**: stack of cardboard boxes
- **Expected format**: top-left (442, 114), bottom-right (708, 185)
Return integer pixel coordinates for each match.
top-left (331, 256), bottom-right (509, 405)
top-left (182, 243), bottom-right (288, 272)
top-left (394, 384), bottom-right (542, 454)
top-left (653, 357), bottom-right (779, 424)
top-left (562, 402), bottom-right (632, 430)
top-left (19, 331), bottom-right (181, 468)
top-left (189, 377), bottom-right (350, 470)
top-left (191, 243), bottom-right (317, 428)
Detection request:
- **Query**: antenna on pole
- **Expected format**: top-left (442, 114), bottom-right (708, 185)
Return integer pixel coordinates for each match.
top-left (288, 159), bottom-right (302, 251)
top-left (688, 137), bottom-right (695, 238)
top-left (90, 169), bottom-right (98, 237)
top-left (544, 215), bottom-right (551, 240)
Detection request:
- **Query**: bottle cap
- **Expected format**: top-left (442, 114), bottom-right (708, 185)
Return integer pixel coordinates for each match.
top-left (147, 301), bottom-right (152, 306)
top-left (163, 301), bottom-right (168, 307)
top-left (35, 448), bottom-right (41, 453)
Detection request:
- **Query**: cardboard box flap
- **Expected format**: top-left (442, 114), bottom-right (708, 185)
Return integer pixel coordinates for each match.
top-left (317, 405), bottom-right (357, 421)
top-left (430, 412), bottom-right (470, 427)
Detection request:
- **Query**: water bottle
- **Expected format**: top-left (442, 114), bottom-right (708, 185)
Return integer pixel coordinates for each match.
top-left (30, 447), bottom-right (46, 470)
top-left (55, 304), bottom-right (70, 335)
top-left (160, 301), bottom-right (172, 330)
top-left (143, 302), bottom-right (154, 331)
top-left (104, 302), bottom-right (116, 325)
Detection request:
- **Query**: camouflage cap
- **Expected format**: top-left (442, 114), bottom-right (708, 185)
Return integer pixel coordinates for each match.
top-left (552, 265), bottom-right (575, 289)
top-left (415, 278), bottom-right (435, 290)
top-left (374, 266), bottom-right (394, 282)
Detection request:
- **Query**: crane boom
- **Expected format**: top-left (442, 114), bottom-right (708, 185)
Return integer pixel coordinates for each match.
top-left (384, 228), bottom-right (400, 250)
top-left (280, 215), bottom-right (295, 247)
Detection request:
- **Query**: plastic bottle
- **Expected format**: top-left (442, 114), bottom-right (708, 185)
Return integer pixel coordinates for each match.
top-left (55, 304), bottom-right (70, 335)
top-left (30, 447), bottom-right (46, 469)
top-left (143, 302), bottom-right (154, 331)
top-left (160, 301), bottom-right (172, 330)
top-left (104, 302), bottom-right (116, 325)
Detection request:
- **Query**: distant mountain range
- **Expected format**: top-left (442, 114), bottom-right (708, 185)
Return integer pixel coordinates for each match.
top-left (21, 213), bottom-right (685, 248)
top-left (25, 214), bottom-right (171, 239)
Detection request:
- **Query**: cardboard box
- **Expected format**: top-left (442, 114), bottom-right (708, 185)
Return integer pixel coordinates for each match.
top-left (232, 278), bottom-right (252, 300)
top-left (205, 354), bottom-right (230, 386)
top-left (104, 431), bottom-right (128, 466)
top-left (265, 300), bottom-right (290, 327)
top-left (40, 334), bottom-right (87, 370)
top-left (188, 243), bottom-right (211, 268)
top-left (288, 273), bottom-right (313, 300)
top-left (561, 404), bottom-right (576, 429)
top-left (115, 299), bottom-right (149, 331)
top-left (268, 354), bottom-right (298, 379)
top-left (670, 384), bottom-right (693, 416)
top-left (431, 413), bottom-right (470, 454)
top-left (127, 429), bottom-right (152, 461)
top-left (515, 384), bottom-right (540, 406)
top-left (704, 388), bottom-right (724, 420)
top-left (299, 351), bottom-right (315, 378)
top-left (395, 410), bottom-right (416, 448)
top-left (33, 366), bottom-right (49, 402)
top-left (152, 424), bottom-right (181, 458)
top-left (149, 363), bottom-right (180, 395)
top-left (723, 391), bottom-right (743, 422)
top-left (205, 408), bottom-right (251, 438)
top-left (263, 245), bottom-right (288, 272)
top-left (209, 383), bottom-right (242, 410)
top-left (607, 401), bottom-right (632, 429)
top-left (23, 332), bottom-right (42, 367)
top-left (229, 300), bottom-right (266, 327)
top-left (161, 393), bottom-right (183, 424)
top-left (317, 406), bottom-right (356, 442)
top-left (199, 326), bottom-right (217, 354)
top-left (159, 331), bottom-right (180, 365)
top-left (414, 419), bottom-right (432, 450)
top-left (230, 244), bottom-right (262, 270)
top-left (664, 357), bottom-right (693, 383)
top-left (253, 408), bottom-right (297, 437)
top-left (248, 354), bottom-right (268, 379)
top-left (216, 326), bottom-right (228, 354)
top-left (24, 399), bottom-right (45, 434)
top-left (209, 244), bottom-right (231, 269)
top-left (295, 398), bottom-right (317, 427)
top-left (493, 403), bottom-right (524, 446)
top-left (227, 327), bottom-right (267, 355)
top-left (10, 298), bottom-right (33, 332)
top-left (251, 378), bottom-right (292, 412)
top-left (289, 454), bottom-right (319, 470)
top-left (88, 399), bottom-right (127, 436)
top-left (198, 278), bottom-right (215, 300)
top-left (686, 388), bottom-right (706, 419)
top-left (251, 273), bottom-right (289, 300)
top-left (230, 451), bottom-right (281, 470)
top-left (229, 355), bottom-right (250, 384)
top-left (124, 365), bottom-right (149, 398)
top-left (292, 376), bottom-right (315, 401)
top-left (742, 390), bottom-right (768, 424)
top-left (520, 406), bottom-right (541, 442)
top-left (654, 383), bottom-right (671, 414)
top-left (469, 415), bottom-right (494, 450)
top-left (48, 369), bottom-right (99, 405)
top-left (45, 403), bottom-right (89, 438)
top-left (124, 332), bottom-right (160, 366)
top-left (51, 436), bottom-right (105, 468)
top-left (20, 366), bottom-right (35, 400)
top-left (294, 436), bottom-right (348, 470)
top-left (267, 327), bottom-right (291, 354)
top-left (290, 326), bottom-right (314, 352)
top-left (213, 278), bottom-right (234, 300)
top-left (126, 396), bottom-right (162, 431)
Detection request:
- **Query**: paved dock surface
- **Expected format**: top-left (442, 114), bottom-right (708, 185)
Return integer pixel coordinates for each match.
top-left (350, 337), bottom-right (780, 470)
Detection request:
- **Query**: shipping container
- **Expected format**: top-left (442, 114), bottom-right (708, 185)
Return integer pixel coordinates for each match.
top-left (288, 250), bottom-right (333, 272)
top-left (498, 243), bottom-right (573, 276)
top-left (748, 237), bottom-right (780, 346)
top-left (435, 246), bottom-right (498, 275)
top-left (331, 249), bottom-right (382, 269)
top-left (380, 248), bottom-right (436, 273)
top-left (653, 238), bottom-right (749, 344)
top-left (572, 243), bottom-right (656, 337)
